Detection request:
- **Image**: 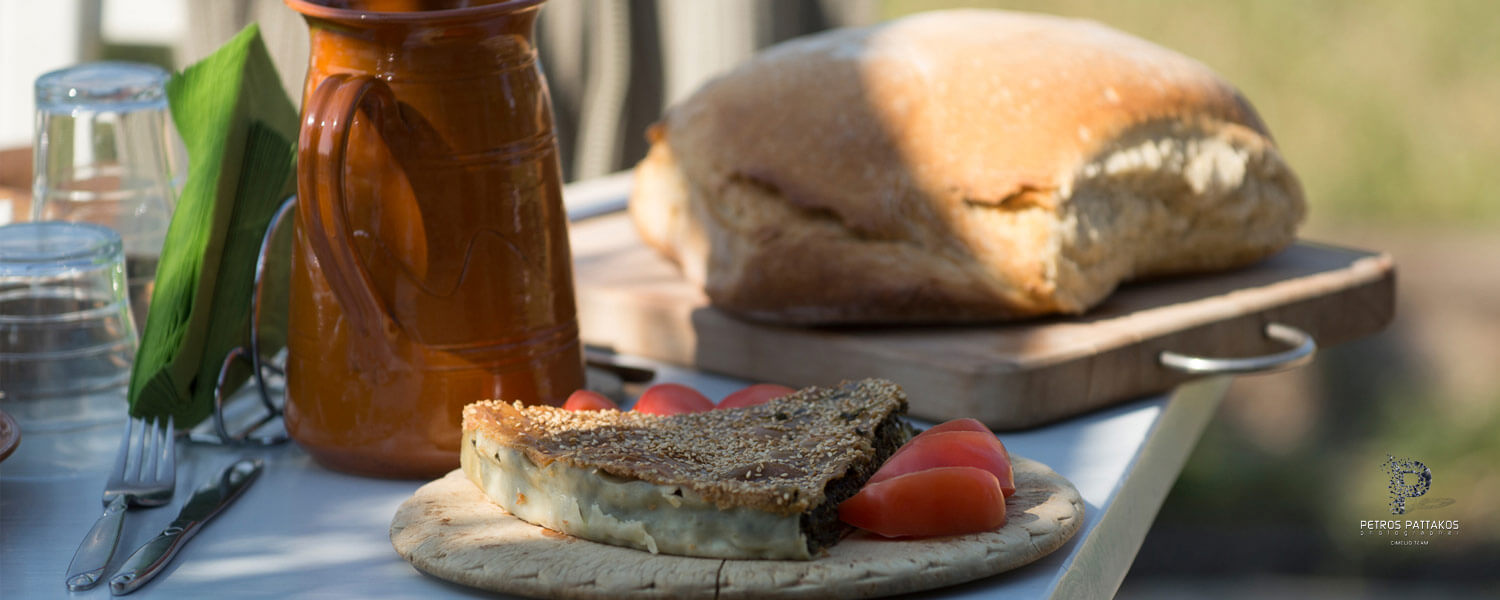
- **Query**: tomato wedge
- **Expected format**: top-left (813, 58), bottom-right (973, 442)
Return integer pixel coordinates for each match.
top-left (911, 418), bottom-right (992, 440)
top-left (869, 431), bottom-right (1015, 496)
top-left (901, 419), bottom-right (1009, 463)
top-left (717, 383), bottom-right (795, 409)
top-left (633, 383), bottom-right (714, 415)
top-left (839, 466), bottom-right (1006, 537)
top-left (562, 390), bottom-right (618, 411)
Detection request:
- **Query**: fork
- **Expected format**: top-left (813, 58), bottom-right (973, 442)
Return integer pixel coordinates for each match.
top-left (65, 415), bottom-right (176, 591)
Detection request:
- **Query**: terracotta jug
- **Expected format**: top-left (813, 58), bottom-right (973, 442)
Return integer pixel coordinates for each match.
top-left (283, 0), bottom-right (584, 478)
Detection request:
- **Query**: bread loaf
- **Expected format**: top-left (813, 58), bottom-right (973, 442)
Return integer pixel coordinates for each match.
top-left (629, 9), bottom-right (1304, 324)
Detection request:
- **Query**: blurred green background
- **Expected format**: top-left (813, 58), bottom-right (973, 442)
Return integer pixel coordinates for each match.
top-left (881, 0), bottom-right (1500, 596)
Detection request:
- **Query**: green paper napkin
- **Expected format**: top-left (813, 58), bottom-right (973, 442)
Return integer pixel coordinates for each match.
top-left (127, 24), bottom-right (299, 426)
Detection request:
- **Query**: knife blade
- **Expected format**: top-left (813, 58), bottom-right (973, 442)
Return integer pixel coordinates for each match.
top-left (106, 458), bottom-right (264, 596)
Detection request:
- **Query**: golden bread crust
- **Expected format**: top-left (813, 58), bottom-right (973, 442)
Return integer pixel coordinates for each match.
top-left (629, 9), bottom-right (1305, 323)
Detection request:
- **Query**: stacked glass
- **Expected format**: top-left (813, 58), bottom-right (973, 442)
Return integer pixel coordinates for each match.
top-left (31, 62), bottom-right (179, 333)
top-left (0, 221), bottom-right (136, 478)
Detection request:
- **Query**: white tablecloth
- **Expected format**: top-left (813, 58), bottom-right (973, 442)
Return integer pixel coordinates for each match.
top-left (0, 357), bottom-right (1229, 599)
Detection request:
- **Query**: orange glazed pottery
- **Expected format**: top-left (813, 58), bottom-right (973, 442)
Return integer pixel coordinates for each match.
top-left (283, 0), bottom-right (583, 478)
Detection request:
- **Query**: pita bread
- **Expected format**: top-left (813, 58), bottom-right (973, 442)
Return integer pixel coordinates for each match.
top-left (391, 455), bottom-right (1083, 599)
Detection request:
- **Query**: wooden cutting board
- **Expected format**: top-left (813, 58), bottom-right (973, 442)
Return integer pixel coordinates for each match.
top-left (570, 211), bottom-right (1394, 429)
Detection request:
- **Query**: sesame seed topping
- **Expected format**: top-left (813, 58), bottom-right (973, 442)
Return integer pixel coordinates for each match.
top-left (463, 379), bottom-right (907, 515)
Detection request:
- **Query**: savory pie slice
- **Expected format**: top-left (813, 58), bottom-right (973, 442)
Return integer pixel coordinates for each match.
top-left (459, 379), bottom-right (910, 560)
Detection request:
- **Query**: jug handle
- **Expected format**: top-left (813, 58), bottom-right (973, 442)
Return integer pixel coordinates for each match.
top-left (298, 73), bottom-right (404, 344)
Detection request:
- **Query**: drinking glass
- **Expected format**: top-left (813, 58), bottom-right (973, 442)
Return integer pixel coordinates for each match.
top-left (0, 221), bottom-right (137, 478)
top-left (31, 62), bottom-right (178, 334)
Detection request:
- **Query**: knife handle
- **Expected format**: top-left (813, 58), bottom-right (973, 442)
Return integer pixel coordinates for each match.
top-left (65, 495), bottom-right (128, 591)
top-left (107, 521), bottom-right (199, 596)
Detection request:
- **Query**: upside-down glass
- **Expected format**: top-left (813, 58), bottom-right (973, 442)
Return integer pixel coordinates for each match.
top-left (0, 221), bottom-right (136, 478)
top-left (32, 62), bottom-right (179, 335)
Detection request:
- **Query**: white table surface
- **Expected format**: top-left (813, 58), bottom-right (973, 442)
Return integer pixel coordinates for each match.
top-left (1, 175), bottom-right (1233, 598)
top-left (1, 361), bottom-right (1229, 599)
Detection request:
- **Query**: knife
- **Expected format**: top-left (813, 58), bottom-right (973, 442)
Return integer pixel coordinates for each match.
top-left (106, 458), bottom-right (264, 596)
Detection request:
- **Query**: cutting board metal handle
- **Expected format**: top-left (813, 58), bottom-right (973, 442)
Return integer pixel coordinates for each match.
top-left (1159, 323), bottom-right (1316, 375)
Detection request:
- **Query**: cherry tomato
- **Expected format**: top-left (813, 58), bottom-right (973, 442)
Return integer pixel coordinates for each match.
top-left (869, 430), bottom-right (1015, 496)
top-left (839, 466), bottom-right (1006, 537)
top-left (633, 383), bottom-right (714, 415)
top-left (717, 383), bottom-right (795, 409)
top-left (562, 390), bottom-right (618, 411)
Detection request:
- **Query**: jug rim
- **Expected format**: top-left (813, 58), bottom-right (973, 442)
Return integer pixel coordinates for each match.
top-left (284, 0), bottom-right (545, 25)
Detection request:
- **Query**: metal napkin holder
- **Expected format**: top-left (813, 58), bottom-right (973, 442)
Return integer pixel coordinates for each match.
top-left (194, 196), bottom-right (296, 446)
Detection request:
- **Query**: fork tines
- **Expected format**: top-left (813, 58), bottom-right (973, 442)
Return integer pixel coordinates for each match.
top-left (106, 415), bottom-right (176, 505)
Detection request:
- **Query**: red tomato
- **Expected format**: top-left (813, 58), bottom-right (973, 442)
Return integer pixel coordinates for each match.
top-left (894, 419), bottom-right (1011, 484)
top-left (562, 390), bottom-right (618, 411)
top-left (633, 383), bottom-right (714, 415)
top-left (869, 431), bottom-right (1015, 496)
top-left (913, 418), bottom-right (993, 439)
top-left (717, 383), bottom-right (795, 409)
top-left (839, 467), bottom-right (1006, 537)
